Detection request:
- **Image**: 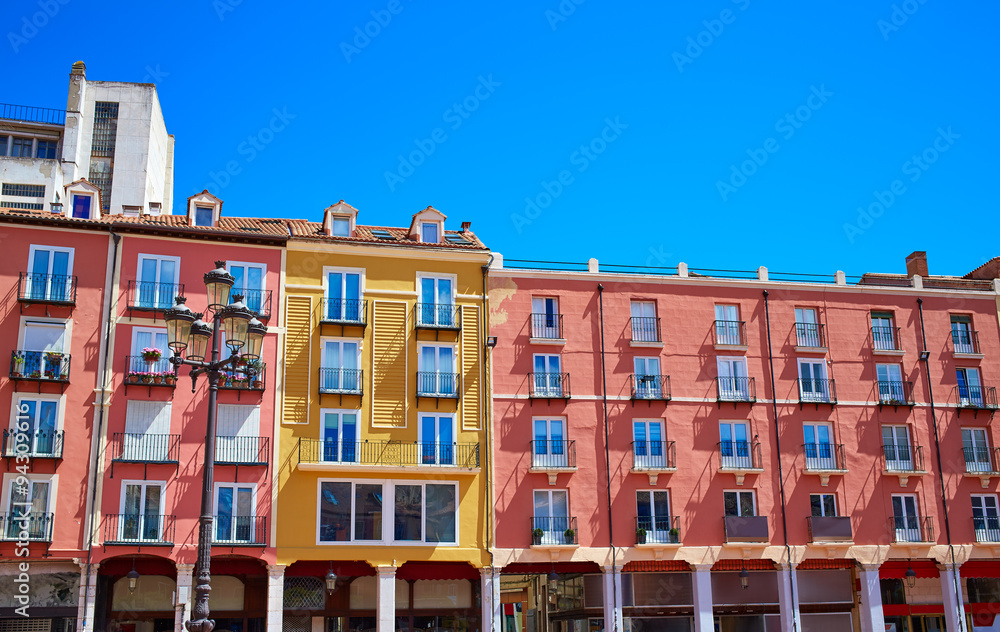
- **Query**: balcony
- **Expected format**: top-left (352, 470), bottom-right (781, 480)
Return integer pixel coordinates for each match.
top-left (123, 355), bottom-right (178, 394)
top-left (529, 372), bottom-right (570, 400)
top-left (630, 374), bottom-right (671, 402)
top-left (530, 313), bottom-right (564, 343)
top-left (10, 350), bottom-right (70, 392)
top-left (319, 368), bottom-right (363, 399)
top-left (17, 272), bottom-right (77, 310)
top-left (794, 322), bottom-right (827, 352)
top-left (973, 516), bottom-right (1000, 544)
top-left (723, 515), bottom-right (769, 544)
top-left (215, 436), bottom-right (270, 466)
top-left (297, 439), bottom-right (480, 473)
top-left (0, 512), bottom-right (53, 542)
top-left (797, 378), bottom-right (837, 407)
top-left (416, 371), bottom-right (460, 400)
top-left (807, 516), bottom-right (853, 543)
top-left (635, 516), bottom-right (681, 546)
top-left (872, 325), bottom-right (904, 355)
top-left (530, 516), bottom-right (577, 547)
top-left (631, 440), bottom-right (676, 484)
top-left (876, 380), bottom-right (914, 409)
top-left (110, 433), bottom-right (180, 478)
top-left (956, 385), bottom-right (998, 418)
top-left (103, 513), bottom-right (175, 547)
top-left (320, 299), bottom-right (368, 330)
top-left (952, 329), bottom-right (983, 358)
top-left (962, 447), bottom-right (1000, 488)
top-left (882, 444), bottom-right (927, 486)
top-left (126, 281), bottom-right (184, 317)
top-left (888, 516), bottom-right (933, 544)
top-left (219, 363), bottom-right (266, 400)
top-left (531, 439), bottom-right (577, 484)
top-left (630, 317), bottom-right (662, 346)
top-left (713, 320), bottom-right (747, 350)
top-left (2, 430), bottom-right (64, 460)
top-left (802, 443), bottom-right (847, 486)
top-left (212, 514), bottom-right (267, 546)
top-left (0, 103), bottom-right (66, 125)
top-left (715, 377), bottom-right (755, 405)
top-left (718, 440), bottom-right (763, 485)
top-left (415, 303), bottom-right (461, 332)
top-left (234, 287), bottom-right (272, 321)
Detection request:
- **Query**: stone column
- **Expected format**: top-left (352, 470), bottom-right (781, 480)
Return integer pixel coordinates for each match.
top-left (376, 566), bottom-right (397, 632)
top-left (777, 564), bottom-right (801, 632)
top-left (939, 564), bottom-right (966, 632)
top-left (481, 567), bottom-right (502, 632)
top-left (267, 564), bottom-right (286, 632)
top-left (601, 565), bottom-right (623, 632)
top-left (858, 564), bottom-right (885, 632)
top-left (691, 564), bottom-right (714, 632)
top-left (175, 563), bottom-right (195, 632)
top-left (76, 562), bottom-right (99, 632)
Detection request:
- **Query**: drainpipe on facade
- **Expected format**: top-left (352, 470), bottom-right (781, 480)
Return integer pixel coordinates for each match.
top-left (597, 284), bottom-right (620, 632)
top-left (762, 290), bottom-right (798, 631)
top-left (81, 227), bottom-right (121, 631)
top-left (481, 256), bottom-right (500, 632)
top-left (916, 298), bottom-right (966, 631)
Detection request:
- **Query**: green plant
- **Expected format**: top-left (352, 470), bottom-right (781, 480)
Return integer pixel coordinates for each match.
top-left (12, 352), bottom-right (25, 367)
top-left (669, 527), bottom-right (679, 536)
top-left (563, 528), bottom-right (575, 542)
top-left (532, 528), bottom-right (544, 537)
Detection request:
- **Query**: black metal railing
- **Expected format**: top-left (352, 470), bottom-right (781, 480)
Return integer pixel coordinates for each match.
top-left (630, 317), bottom-right (661, 343)
top-left (219, 363), bottom-right (266, 391)
top-left (215, 436), bottom-right (269, 465)
top-left (233, 287), bottom-right (272, 320)
top-left (882, 443), bottom-right (924, 472)
top-left (319, 368), bottom-right (363, 395)
top-left (797, 378), bottom-right (837, 404)
top-left (715, 376), bottom-right (755, 402)
top-left (531, 439), bottom-right (576, 469)
top-left (9, 350), bottom-right (70, 381)
top-left (530, 516), bottom-right (577, 545)
top-left (952, 329), bottom-right (981, 355)
top-left (416, 372), bottom-right (460, 398)
top-left (322, 298), bottom-right (368, 325)
top-left (0, 512), bottom-right (54, 541)
top-left (103, 513), bottom-right (175, 545)
top-left (630, 374), bottom-right (671, 400)
top-left (635, 516), bottom-right (681, 544)
top-left (0, 103), bottom-right (66, 125)
top-left (795, 322), bottom-right (826, 348)
top-left (802, 443), bottom-right (846, 471)
top-left (713, 320), bottom-right (746, 346)
top-left (889, 516), bottom-right (933, 543)
top-left (212, 514), bottom-right (267, 545)
top-left (872, 325), bottom-right (902, 351)
top-left (415, 303), bottom-right (461, 329)
top-left (2, 430), bottom-right (64, 458)
top-left (17, 272), bottom-right (77, 304)
top-left (124, 355), bottom-right (178, 385)
top-left (877, 380), bottom-right (914, 406)
top-left (126, 280), bottom-right (184, 311)
top-left (298, 438), bottom-right (480, 467)
top-left (718, 440), bottom-right (762, 470)
top-left (111, 433), bottom-right (180, 463)
top-left (530, 313), bottom-right (564, 339)
top-left (956, 385), bottom-right (998, 410)
top-left (973, 516), bottom-right (1000, 543)
top-left (963, 447), bottom-right (1000, 474)
top-left (529, 372), bottom-right (571, 398)
top-left (631, 440), bottom-right (676, 470)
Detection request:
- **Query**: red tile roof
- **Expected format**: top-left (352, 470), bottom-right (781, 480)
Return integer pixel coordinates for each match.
top-left (287, 220), bottom-right (488, 250)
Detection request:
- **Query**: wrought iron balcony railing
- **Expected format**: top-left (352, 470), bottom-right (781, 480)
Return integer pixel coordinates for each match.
top-left (630, 317), bottom-right (661, 343)
top-left (630, 374), bottom-right (671, 401)
top-left (9, 350), bottom-right (70, 382)
top-left (219, 363), bottom-right (266, 391)
top-left (529, 372), bottom-right (570, 399)
top-left (298, 439), bottom-right (480, 468)
top-left (111, 433), bottom-right (180, 463)
top-left (0, 512), bottom-right (54, 542)
top-left (963, 446), bottom-right (1000, 474)
top-left (882, 444), bottom-right (925, 473)
top-left (635, 516), bottom-right (681, 544)
top-left (713, 320), bottom-right (746, 346)
top-left (952, 329), bottom-right (981, 355)
top-left (2, 429), bottom-right (64, 458)
top-left (126, 280), bottom-right (184, 312)
top-left (802, 443), bottom-right (846, 471)
top-left (530, 516), bottom-right (577, 545)
top-left (0, 103), bottom-right (66, 125)
top-left (797, 378), bottom-right (837, 404)
top-left (531, 440), bottom-right (576, 469)
top-left (631, 440), bottom-right (676, 470)
top-left (17, 272), bottom-right (77, 305)
top-left (973, 516), bottom-right (1000, 543)
top-left (215, 436), bottom-right (270, 465)
top-left (956, 385), bottom-right (998, 410)
top-left (124, 355), bottom-right (178, 387)
top-left (889, 516), bottom-right (933, 543)
top-left (415, 303), bottom-right (461, 329)
top-left (715, 376), bottom-right (755, 403)
top-left (103, 513), bottom-right (175, 545)
top-left (321, 298), bottom-right (368, 326)
top-left (319, 368), bottom-right (363, 395)
top-left (876, 380), bottom-right (914, 407)
top-left (531, 313), bottom-right (564, 340)
top-left (718, 440), bottom-right (762, 470)
top-left (794, 322), bottom-right (826, 348)
top-left (212, 514), bottom-right (267, 545)
top-left (416, 372), bottom-right (460, 398)
top-left (233, 287), bottom-right (272, 320)
top-left (872, 325), bottom-right (902, 352)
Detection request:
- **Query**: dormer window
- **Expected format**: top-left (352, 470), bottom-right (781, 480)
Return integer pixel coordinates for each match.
top-left (322, 201), bottom-right (359, 237)
top-left (148, 203), bottom-right (161, 216)
top-left (332, 216), bottom-right (351, 237)
top-left (64, 179), bottom-right (102, 220)
top-left (186, 190), bottom-right (223, 227)
top-left (421, 222), bottom-right (439, 243)
top-left (122, 205), bottom-right (142, 218)
top-left (408, 207), bottom-right (447, 243)
top-left (195, 206), bottom-right (214, 227)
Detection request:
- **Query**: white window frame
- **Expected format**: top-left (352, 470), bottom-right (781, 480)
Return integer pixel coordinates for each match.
top-left (716, 356), bottom-right (749, 399)
top-left (532, 416), bottom-right (568, 468)
top-left (117, 479), bottom-right (167, 542)
top-left (420, 222), bottom-right (441, 243)
top-left (212, 482), bottom-right (258, 543)
top-left (7, 393), bottom-right (63, 457)
top-left (963, 427), bottom-right (992, 472)
top-left (1, 472), bottom-right (56, 517)
top-left (226, 260), bottom-right (268, 295)
top-left (719, 420), bottom-right (752, 469)
top-left (809, 493), bottom-right (837, 517)
top-left (958, 367), bottom-right (984, 406)
top-left (630, 300), bottom-right (658, 342)
top-left (320, 409), bottom-right (360, 463)
top-left (876, 363), bottom-right (905, 403)
top-left (636, 489), bottom-right (673, 540)
top-left (532, 488), bottom-right (570, 545)
top-left (794, 307), bottom-right (821, 347)
top-left (26, 244), bottom-right (75, 300)
top-left (322, 266), bottom-right (366, 323)
top-left (723, 489), bottom-right (757, 517)
top-left (891, 493), bottom-right (922, 542)
top-left (632, 419), bottom-right (667, 469)
top-left (882, 424), bottom-right (913, 470)
top-left (531, 297), bottom-right (560, 339)
top-left (68, 191), bottom-right (97, 220)
top-left (416, 272), bottom-right (457, 306)
top-left (972, 494), bottom-right (1000, 542)
top-left (330, 215), bottom-right (352, 237)
top-left (803, 422), bottom-right (835, 470)
top-left (418, 343), bottom-right (457, 396)
top-left (136, 253), bottom-right (181, 286)
top-left (797, 358), bottom-right (830, 402)
top-left (419, 413), bottom-right (457, 466)
top-left (321, 337), bottom-right (362, 369)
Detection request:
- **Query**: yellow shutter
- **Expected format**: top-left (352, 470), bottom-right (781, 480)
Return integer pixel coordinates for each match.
top-left (283, 295), bottom-right (312, 424)
top-left (461, 304), bottom-right (481, 430)
top-left (372, 300), bottom-right (407, 427)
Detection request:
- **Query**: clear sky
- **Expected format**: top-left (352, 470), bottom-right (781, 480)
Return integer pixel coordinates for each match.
top-left (3, 0), bottom-right (997, 277)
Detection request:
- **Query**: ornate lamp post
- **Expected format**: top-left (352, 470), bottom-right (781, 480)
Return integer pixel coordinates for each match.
top-left (163, 261), bottom-right (266, 632)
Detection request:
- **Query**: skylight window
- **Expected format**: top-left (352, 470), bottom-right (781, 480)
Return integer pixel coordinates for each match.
top-left (371, 229), bottom-right (395, 240)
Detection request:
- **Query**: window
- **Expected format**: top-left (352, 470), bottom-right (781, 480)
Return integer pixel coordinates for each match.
top-left (396, 482), bottom-right (457, 544)
top-left (952, 315), bottom-right (975, 353)
top-left (972, 495), bottom-right (1000, 543)
top-left (872, 311), bottom-right (896, 350)
top-left (715, 304), bottom-right (741, 345)
top-left (963, 428), bottom-right (992, 472)
top-left (228, 262), bottom-right (267, 315)
top-left (717, 356), bottom-right (749, 399)
top-left (21, 321), bottom-right (67, 378)
top-left (36, 141), bottom-right (57, 159)
top-left (418, 276), bottom-right (454, 326)
top-left (331, 216), bottom-right (351, 237)
top-left (420, 222), bottom-right (439, 243)
top-left (318, 480), bottom-right (460, 544)
top-left (798, 359), bottom-right (830, 402)
top-left (803, 422), bottom-right (835, 470)
top-left (633, 357), bottom-right (663, 399)
top-left (958, 368), bottom-right (984, 406)
top-left (418, 345), bottom-right (456, 396)
top-left (890, 494), bottom-right (921, 542)
top-left (194, 206), bottom-right (214, 227)
top-left (320, 481), bottom-right (376, 542)
top-left (122, 206), bottom-right (141, 217)
top-left (795, 307), bottom-right (821, 347)
top-left (26, 245), bottom-right (73, 301)
top-left (532, 354), bottom-right (564, 397)
top-left (130, 327), bottom-right (171, 374)
top-left (719, 421), bottom-right (751, 469)
top-left (325, 268), bottom-right (363, 322)
top-left (71, 194), bottom-right (92, 219)
top-left (636, 490), bottom-right (673, 540)
top-left (723, 490), bottom-right (756, 517)
top-left (122, 401), bottom-right (172, 461)
top-left (214, 483), bottom-right (256, 543)
top-left (882, 425), bottom-right (913, 470)
top-left (136, 254), bottom-right (180, 309)
top-left (876, 364), bottom-right (905, 403)
top-left (321, 339), bottom-right (361, 393)
top-left (420, 414), bottom-right (455, 465)
top-left (633, 420), bottom-right (666, 468)
top-left (533, 489), bottom-right (569, 544)
top-left (533, 418), bottom-right (566, 467)
top-left (2, 183), bottom-right (45, 197)
top-left (630, 301), bottom-right (658, 342)
top-left (4, 475), bottom-right (51, 540)
top-left (119, 481), bottom-right (165, 542)
top-left (11, 137), bottom-right (32, 157)
top-left (216, 404), bottom-right (261, 464)
top-left (321, 410), bottom-right (357, 463)
top-left (148, 203), bottom-right (161, 216)
top-left (810, 493), bottom-right (837, 517)
top-left (531, 297), bottom-right (560, 339)
top-left (9, 397), bottom-right (59, 456)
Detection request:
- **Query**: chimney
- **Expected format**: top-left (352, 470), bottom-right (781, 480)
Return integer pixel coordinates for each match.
top-left (906, 251), bottom-right (928, 278)
top-left (70, 61), bottom-right (86, 77)
top-left (461, 221), bottom-right (471, 233)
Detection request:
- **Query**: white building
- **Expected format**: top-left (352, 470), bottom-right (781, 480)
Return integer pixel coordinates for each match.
top-left (0, 61), bottom-right (174, 217)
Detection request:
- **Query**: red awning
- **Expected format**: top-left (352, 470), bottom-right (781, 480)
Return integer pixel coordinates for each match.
top-left (961, 560), bottom-right (1000, 578)
top-left (798, 559), bottom-right (855, 570)
top-left (502, 562), bottom-right (603, 575)
top-left (880, 560), bottom-right (939, 579)
top-left (713, 559), bottom-right (775, 571)
top-left (622, 561), bottom-right (689, 573)
top-left (396, 562), bottom-right (480, 581)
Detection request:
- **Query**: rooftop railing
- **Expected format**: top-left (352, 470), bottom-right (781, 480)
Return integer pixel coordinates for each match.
top-left (0, 103), bottom-right (66, 125)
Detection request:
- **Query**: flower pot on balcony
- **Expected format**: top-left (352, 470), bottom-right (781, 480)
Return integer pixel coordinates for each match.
top-left (140, 375), bottom-right (153, 384)
top-left (564, 529), bottom-right (575, 544)
top-left (44, 371), bottom-right (56, 379)
top-left (252, 379), bottom-right (262, 389)
top-left (636, 529), bottom-right (646, 544)
top-left (11, 372), bottom-right (21, 379)
top-left (669, 529), bottom-right (679, 543)
top-left (532, 528), bottom-right (544, 545)
top-left (165, 375), bottom-right (176, 386)
top-left (30, 371), bottom-right (41, 379)
top-left (153, 374), bottom-right (163, 385)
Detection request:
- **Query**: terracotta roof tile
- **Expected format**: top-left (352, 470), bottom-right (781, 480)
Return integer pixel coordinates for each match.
top-left (288, 220), bottom-right (488, 250)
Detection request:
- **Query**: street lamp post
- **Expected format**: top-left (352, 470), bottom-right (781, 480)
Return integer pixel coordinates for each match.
top-left (163, 262), bottom-right (266, 632)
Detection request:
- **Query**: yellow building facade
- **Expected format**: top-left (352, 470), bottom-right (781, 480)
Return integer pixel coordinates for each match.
top-left (275, 202), bottom-right (496, 632)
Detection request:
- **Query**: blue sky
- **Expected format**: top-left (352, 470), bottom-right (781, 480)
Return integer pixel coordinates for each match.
top-left (3, 0), bottom-right (997, 277)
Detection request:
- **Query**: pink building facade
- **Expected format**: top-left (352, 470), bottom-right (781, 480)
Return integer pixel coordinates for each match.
top-left (488, 254), bottom-right (1000, 632)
